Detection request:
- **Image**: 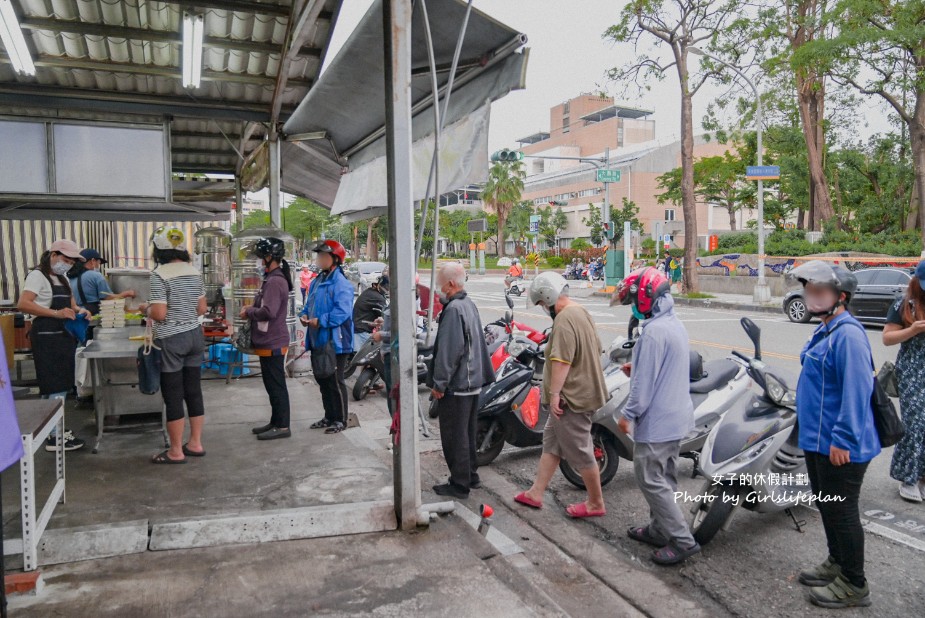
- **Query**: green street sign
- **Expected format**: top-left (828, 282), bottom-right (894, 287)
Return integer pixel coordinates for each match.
top-left (596, 169), bottom-right (621, 183)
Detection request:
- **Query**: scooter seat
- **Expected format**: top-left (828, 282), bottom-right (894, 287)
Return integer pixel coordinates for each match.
top-left (689, 358), bottom-right (740, 394)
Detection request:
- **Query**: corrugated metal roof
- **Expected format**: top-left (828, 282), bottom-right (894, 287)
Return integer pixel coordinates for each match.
top-left (0, 0), bottom-right (341, 175)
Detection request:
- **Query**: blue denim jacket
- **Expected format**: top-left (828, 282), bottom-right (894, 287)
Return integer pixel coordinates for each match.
top-left (796, 312), bottom-right (880, 463)
top-left (300, 267), bottom-right (354, 354)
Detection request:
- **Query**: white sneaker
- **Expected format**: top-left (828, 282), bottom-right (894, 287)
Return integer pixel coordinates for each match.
top-left (899, 483), bottom-right (923, 503)
top-left (918, 480), bottom-right (925, 501)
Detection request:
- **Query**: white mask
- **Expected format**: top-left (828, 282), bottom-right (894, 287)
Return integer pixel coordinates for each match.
top-left (51, 260), bottom-right (71, 276)
top-left (255, 258), bottom-right (267, 276)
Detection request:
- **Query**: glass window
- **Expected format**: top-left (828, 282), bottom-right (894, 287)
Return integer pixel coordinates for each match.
top-left (852, 269), bottom-right (877, 285)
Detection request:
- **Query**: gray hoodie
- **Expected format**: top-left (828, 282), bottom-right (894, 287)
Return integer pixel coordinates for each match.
top-left (621, 295), bottom-right (694, 443)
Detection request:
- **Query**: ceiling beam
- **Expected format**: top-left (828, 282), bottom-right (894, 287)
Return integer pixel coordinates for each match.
top-left (164, 0), bottom-right (292, 18)
top-left (18, 17), bottom-right (323, 59)
top-left (172, 130), bottom-right (263, 141)
top-left (0, 54), bottom-right (312, 88)
top-left (270, 0), bottom-right (327, 136)
top-left (172, 148), bottom-right (240, 157)
top-left (0, 84), bottom-right (294, 122)
top-left (172, 163), bottom-right (238, 173)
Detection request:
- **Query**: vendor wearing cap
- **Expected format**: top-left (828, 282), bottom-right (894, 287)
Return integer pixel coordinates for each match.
top-left (68, 249), bottom-right (136, 315)
top-left (17, 239), bottom-right (91, 451)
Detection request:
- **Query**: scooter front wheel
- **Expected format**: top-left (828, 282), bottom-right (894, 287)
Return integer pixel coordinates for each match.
top-left (690, 482), bottom-right (739, 545)
top-left (559, 428), bottom-right (620, 488)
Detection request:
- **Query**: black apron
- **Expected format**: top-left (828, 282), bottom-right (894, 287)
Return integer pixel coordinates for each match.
top-left (29, 272), bottom-right (77, 396)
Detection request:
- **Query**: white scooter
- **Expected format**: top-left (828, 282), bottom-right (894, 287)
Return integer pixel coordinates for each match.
top-left (687, 317), bottom-right (812, 545)
top-left (560, 319), bottom-right (752, 488)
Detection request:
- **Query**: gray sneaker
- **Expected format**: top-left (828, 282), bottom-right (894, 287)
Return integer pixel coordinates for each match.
top-left (808, 574), bottom-right (871, 609)
top-left (899, 482), bottom-right (923, 503)
top-left (799, 556), bottom-right (841, 587)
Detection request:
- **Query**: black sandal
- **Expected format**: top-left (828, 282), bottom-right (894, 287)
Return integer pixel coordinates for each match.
top-left (151, 450), bottom-right (186, 464)
top-left (627, 526), bottom-right (668, 548)
top-left (324, 422), bottom-right (346, 434)
top-left (310, 419), bottom-right (333, 429)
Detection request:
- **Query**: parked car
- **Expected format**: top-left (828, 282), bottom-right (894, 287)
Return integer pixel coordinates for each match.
top-left (347, 260), bottom-right (387, 294)
top-left (496, 257), bottom-right (512, 267)
top-left (782, 266), bottom-right (912, 324)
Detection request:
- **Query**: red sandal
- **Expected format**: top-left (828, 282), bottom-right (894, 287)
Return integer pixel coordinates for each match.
top-left (514, 492), bottom-right (543, 509)
top-left (566, 502), bottom-right (606, 518)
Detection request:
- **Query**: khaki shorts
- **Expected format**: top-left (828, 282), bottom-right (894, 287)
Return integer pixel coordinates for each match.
top-left (542, 404), bottom-right (596, 470)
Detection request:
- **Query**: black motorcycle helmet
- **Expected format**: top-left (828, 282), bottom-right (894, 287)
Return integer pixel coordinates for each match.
top-left (254, 237), bottom-right (286, 261)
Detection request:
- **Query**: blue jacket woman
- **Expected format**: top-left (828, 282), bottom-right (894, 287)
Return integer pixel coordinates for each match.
top-left (300, 262), bottom-right (354, 355)
top-left (791, 260), bottom-right (879, 609)
top-left (301, 240), bottom-right (354, 433)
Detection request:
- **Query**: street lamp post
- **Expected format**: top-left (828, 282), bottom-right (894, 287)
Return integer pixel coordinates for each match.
top-left (690, 47), bottom-right (771, 303)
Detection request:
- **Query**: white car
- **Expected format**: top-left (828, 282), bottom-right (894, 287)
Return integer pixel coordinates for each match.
top-left (496, 257), bottom-right (512, 267)
top-left (352, 261), bottom-right (387, 293)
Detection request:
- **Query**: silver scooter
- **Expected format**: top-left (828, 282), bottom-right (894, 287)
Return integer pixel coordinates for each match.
top-left (560, 321), bottom-right (751, 488)
top-left (688, 317), bottom-right (812, 545)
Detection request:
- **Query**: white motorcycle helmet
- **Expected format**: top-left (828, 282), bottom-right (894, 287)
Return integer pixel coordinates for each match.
top-left (529, 271), bottom-right (569, 317)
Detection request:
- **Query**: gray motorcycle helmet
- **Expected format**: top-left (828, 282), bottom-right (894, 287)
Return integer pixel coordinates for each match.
top-left (786, 260), bottom-right (858, 303)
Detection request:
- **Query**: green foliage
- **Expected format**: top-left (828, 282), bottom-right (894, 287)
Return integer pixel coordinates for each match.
top-left (582, 203), bottom-right (605, 247)
top-left (570, 238), bottom-right (592, 251)
top-left (481, 160), bottom-right (526, 257)
top-left (707, 229), bottom-right (922, 257)
top-left (546, 256), bottom-right (565, 269)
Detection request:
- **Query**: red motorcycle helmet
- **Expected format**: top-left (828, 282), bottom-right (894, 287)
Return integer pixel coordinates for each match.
top-left (615, 267), bottom-right (670, 315)
top-left (312, 239), bottom-right (346, 265)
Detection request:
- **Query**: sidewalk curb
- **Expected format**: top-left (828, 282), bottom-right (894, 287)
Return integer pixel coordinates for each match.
top-left (476, 467), bottom-right (712, 618)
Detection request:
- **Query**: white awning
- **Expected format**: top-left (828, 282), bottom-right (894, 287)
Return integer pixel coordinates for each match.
top-left (281, 0), bottom-right (528, 216)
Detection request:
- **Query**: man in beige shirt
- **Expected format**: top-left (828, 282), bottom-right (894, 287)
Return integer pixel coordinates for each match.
top-left (514, 272), bottom-right (608, 518)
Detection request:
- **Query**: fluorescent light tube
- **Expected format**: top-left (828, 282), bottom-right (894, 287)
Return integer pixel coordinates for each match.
top-left (0, 0), bottom-right (36, 76)
top-left (182, 12), bottom-right (203, 88)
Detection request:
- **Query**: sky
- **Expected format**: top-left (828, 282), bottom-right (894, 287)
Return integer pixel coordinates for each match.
top-left (324, 0), bottom-right (894, 153)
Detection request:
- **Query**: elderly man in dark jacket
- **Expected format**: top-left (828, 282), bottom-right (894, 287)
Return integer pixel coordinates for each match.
top-left (429, 263), bottom-right (495, 499)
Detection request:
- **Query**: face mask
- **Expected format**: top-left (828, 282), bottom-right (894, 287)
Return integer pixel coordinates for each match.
top-left (547, 304), bottom-right (557, 320)
top-left (631, 304), bottom-right (646, 321)
top-left (52, 260), bottom-right (71, 276)
top-left (255, 258), bottom-right (267, 276)
top-left (806, 293), bottom-right (838, 317)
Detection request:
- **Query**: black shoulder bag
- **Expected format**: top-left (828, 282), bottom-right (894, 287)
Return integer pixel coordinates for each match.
top-left (826, 321), bottom-right (904, 448)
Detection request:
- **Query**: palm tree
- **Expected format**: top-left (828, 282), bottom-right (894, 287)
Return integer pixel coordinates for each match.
top-left (481, 160), bottom-right (526, 257)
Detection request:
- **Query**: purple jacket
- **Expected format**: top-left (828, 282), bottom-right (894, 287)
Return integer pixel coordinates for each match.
top-left (246, 268), bottom-right (291, 350)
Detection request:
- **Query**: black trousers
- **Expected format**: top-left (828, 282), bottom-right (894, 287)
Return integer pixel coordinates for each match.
top-left (805, 450), bottom-right (870, 588)
top-left (317, 353), bottom-right (350, 425)
top-left (259, 355), bottom-right (290, 428)
top-left (437, 393), bottom-right (480, 492)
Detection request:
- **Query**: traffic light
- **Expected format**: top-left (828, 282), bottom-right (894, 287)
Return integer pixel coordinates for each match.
top-left (602, 221), bottom-right (615, 240)
top-left (490, 148), bottom-right (524, 162)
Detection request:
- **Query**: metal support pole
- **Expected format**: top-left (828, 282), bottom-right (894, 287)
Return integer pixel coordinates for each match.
top-left (268, 137), bottom-right (282, 228)
top-left (602, 147), bottom-right (610, 235)
top-left (753, 95), bottom-right (770, 302)
top-left (234, 176), bottom-right (244, 232)
top-left (383, 0), bottom-right (421, 530)
top-left (623, 221), bottom-right (632, 278)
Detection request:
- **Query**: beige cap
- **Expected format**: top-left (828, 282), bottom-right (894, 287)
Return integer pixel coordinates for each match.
top-left (49, 239), bottom-right (86, 261)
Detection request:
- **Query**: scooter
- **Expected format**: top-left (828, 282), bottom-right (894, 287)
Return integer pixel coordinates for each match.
top-left (588, 259), bottom-right (605, 281)
top-left (486, 293), bottom-right (548, 371)
top-left (687, 317), bottom-right (811, 545)
top-left (472, 338), bottom-right (547, 466)
top-left (558, 326), bottom-right (751, 488)
top-left (508, 277), bottom-right (526, 297)
top-left (350, 332), bottom-right (434, 401)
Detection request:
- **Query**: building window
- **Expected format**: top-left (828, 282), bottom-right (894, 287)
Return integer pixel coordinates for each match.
top-left (617, 123), bottom-right (624, 147)
top-left (664, 209), bottom-right (676, 221)
top-left (562, 116), bottom-right (570, 134)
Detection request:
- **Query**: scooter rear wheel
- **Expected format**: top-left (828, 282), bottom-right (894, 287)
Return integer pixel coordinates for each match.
top-left (690, 482), bottom-right (739, 545)
top-left (559, 428), bottom-right (620, 489)
top-left (352, 367), bottom-right (379, 401)
top-left (475, 418), bottom-right (505, 466)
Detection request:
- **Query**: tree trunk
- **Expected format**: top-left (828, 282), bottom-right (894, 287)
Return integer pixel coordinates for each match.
top-left (911, 125), bottom-right (925, 255)
top-left (366, 217), bottom-right (379, 260)
top-left (796, 208), bottom-right (805, 230)
top-left (679, 72), bottom-right (699, 293)
top-left (352, 225), bottom-right (360, 260)
top-left (496, 209), bottom-right (508, 257)
top-left (797, 79), bottom-right (835, 231)
top-left (727, 205), bottom-right (737, 231)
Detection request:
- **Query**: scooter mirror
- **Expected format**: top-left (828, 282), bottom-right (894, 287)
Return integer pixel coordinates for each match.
top-left (505, 293), bottom-right (515, 310)
top-left (740, 317), bottom-right (762, 360)
top-left (504, 310), bottom-right (513, 324)
top-left (621, 340), bottom-right (636, 350)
